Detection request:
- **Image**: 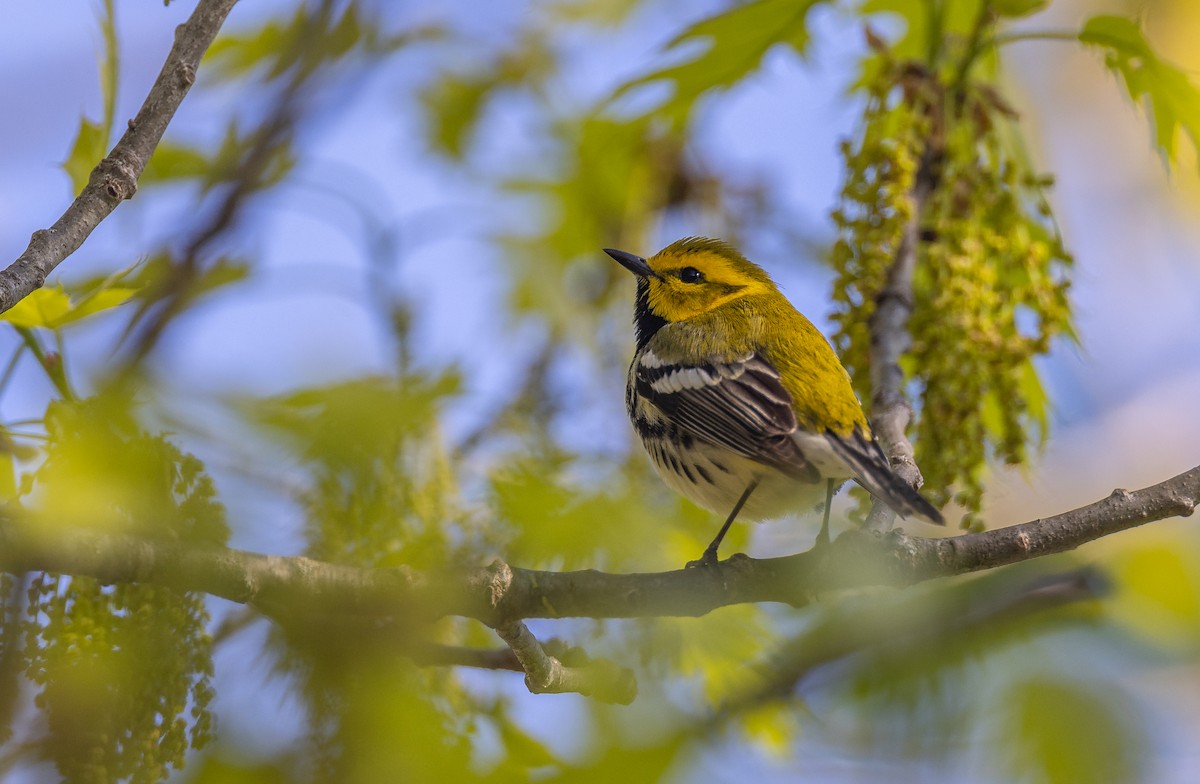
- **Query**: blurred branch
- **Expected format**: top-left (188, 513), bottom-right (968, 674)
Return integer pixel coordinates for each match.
top-left (864, 145), bottom-right (939, 534)
top-left (1, 464), bottom-right (1195, 689)
top-left (409, 641), bottom-right (524, 672)
top-left (716, 567), bottom-right (1105, 719)
top-left (494, 621), bottom-right (637, 704)
top-left (0, 0), bottom-right (239, 315)
top-left (122, 0), bottom-right (336, 367)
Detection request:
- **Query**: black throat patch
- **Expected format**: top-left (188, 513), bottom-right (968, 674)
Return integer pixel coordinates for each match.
top-left (633, 279), bottom-right (668, 351)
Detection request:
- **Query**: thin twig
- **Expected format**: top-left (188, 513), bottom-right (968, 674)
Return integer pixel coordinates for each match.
top-left (409, 642), bottom-right (524, 672)
top-left (0, 0), bottom-right (240, 315)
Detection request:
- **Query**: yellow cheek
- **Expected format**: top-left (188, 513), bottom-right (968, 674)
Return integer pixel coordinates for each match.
top-left (647, 284), bottom-right (708, 322)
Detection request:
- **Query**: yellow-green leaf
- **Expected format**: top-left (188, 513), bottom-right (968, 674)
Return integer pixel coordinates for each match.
top-left (55, 287), bottom-right (138, 326)
top-left (612, 0), bottom-right (828, 124)
top-left (0, 452), bottom-right (16, 500)
top-left (1080, 15), bottom-right (1200, 168)
top-left (0, 285), bottom-right (137, 330)
top-left (143, 142), bottom-right (210, 184)
top-left (0, 288), bottom-right (73, 329)
top-left (63, 118), bottom-right (107, 194)
top-left (994, 0), bottom-right (1047, 17)
top-left (422, 74), bottom-right (495, 158)
top-left (998, 678), bottom-right (1144, 784)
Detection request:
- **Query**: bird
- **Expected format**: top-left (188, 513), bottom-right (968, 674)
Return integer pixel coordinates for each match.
top-left (604, 237), bottom-right (944, 565)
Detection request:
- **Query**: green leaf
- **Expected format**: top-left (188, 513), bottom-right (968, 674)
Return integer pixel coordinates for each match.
top-left (612, 0), bottom-right (828, 123)
top-left (56, 288), bottom-right (138, 326)
top-left (143, 141), bottom-right (211, 184)
top-left (0, 452), bottom-right (16, 500)
top-left (1080, 15), bottom-right (1200, 167)
top-left (97, 0), bottom-right (119, 133)
top-left (422, 74), bottom-right (495, 158)
top-left (63, 117), bottom-right (107, 194)
top-left (204, 7), bottom-right (301, 79)
top-left (492, 713), bottom-right (560, 769)
top-left (0, 285), bottom-right (137, 331)
top-left (993, 0), bottom-right (1048, 17)
top-left (0, 289), bottom-right (73, 330)
top-left (546, 0), bottom-right (643, 26)
top-left (204, 5), bottom-right (377, 83)
top-left (126, 254), bottom-right (251, 310)
top-left (998, 678), bottom-right (1145, 784)
top-left (861, 0), bottom-right (928, 61)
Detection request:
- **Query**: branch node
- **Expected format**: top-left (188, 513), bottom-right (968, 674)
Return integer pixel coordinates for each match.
top-left (104, 172), bottom-right (134, 201)
top-left (494, 621), bottom-right (637, 704)
top-left (179, 62), bottom-right (197, 87)
top-left (485, 559), bottom-right (513, 610)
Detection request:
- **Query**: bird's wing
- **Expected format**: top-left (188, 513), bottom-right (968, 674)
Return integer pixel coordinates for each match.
top-left (632, 350), bottom-right (820, 483)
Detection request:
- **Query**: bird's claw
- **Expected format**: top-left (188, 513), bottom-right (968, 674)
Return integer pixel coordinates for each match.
top-left (685, 549), bottom-right (720, 569)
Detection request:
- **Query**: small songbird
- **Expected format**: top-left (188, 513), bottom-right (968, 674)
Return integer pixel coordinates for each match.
top-left (605, 237), bottom-right (943, 565)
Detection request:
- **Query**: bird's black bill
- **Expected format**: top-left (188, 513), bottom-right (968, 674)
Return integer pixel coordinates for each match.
top-left (604, 248), bottom-right (657, 279)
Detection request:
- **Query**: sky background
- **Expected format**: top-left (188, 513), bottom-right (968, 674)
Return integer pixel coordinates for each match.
top-left (2, 0), bottom-right (1200, 780)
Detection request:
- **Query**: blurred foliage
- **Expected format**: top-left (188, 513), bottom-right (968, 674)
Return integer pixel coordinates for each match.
top-left (999, 677), bottom-right (1144, 784)
top-left (13, 395), bottom-right (227, 782)
top-left (248, 374), bottom-right (465, 567)
top-left (2, 0), bottom-right (1200, 783)
top-left (612, 0), bottom-right (827, 126)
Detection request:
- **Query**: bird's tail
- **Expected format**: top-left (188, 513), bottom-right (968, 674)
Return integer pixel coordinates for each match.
top-left (825, 429), bottom-right (945, 525)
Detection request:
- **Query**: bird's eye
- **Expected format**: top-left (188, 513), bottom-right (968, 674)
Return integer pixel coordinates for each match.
top-left (679, 267), bottom-right (704, 284)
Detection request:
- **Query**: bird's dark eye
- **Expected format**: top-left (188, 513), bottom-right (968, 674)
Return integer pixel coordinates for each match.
top-left (679, 267), bottom-right (704, 284)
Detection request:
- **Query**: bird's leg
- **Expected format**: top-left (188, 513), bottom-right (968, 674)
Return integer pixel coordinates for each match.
top-left (690, 480), bottom-right (758, 568)
top-left (815, 479), bottom-right (835, 550)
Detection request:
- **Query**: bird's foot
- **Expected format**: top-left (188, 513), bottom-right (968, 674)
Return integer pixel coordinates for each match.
top-left (685, 547), bottom-right (721, 569)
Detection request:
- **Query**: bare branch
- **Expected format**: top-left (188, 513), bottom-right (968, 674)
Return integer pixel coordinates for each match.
top-left (864, 147), bottom-right (938, 533)
top-left (495, 621), bottom-right (637, 704)
top-left (0, 0), bottom-right (239, 315)
top-left (1, 465), bottom-right (1196, 625)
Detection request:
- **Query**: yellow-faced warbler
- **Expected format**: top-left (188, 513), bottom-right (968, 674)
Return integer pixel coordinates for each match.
top-left (605, 237), bottom-right (944, 565)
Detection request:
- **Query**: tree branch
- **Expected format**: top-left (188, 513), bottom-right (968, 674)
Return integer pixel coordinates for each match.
top-left (0, 0), bottom-right (239, 315)
top-left (1, 466), bottom-right (1194, 626)
top-left (864, 145), bottom-right (939, 533)
top-left (715, 566), bottom-right (1106, 720)
top-left (494, 621), bottom-right (637, 704)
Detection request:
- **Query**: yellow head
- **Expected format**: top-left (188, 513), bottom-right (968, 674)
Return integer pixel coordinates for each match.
top-left (604, 238), bottom-right (776, 346)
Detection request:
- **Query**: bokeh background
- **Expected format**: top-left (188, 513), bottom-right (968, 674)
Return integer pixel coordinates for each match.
top-left (2, 0), bottom-right (1200, 781)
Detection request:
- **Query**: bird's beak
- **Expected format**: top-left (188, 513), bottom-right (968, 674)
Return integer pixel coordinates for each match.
top-left (604, 248), bottom-right (658, 279)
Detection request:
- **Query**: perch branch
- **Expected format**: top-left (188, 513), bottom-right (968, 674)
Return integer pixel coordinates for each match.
top-left (0, 0), bottom-right (239, 315)
top-left (0, 465), bottom-right (1194, 621)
